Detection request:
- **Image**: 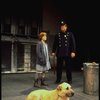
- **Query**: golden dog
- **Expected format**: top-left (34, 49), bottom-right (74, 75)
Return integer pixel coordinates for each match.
top-left (26, 82), bottom-right (74, 100)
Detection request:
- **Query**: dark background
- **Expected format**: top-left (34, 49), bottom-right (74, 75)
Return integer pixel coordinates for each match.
top-left (1, 0), bottom-right (100, 69)
top-left (55, 0), bottom-right (100, 64)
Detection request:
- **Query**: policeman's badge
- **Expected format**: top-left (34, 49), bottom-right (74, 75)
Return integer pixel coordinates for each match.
top-left (64, 35), bottom-right (66, 37)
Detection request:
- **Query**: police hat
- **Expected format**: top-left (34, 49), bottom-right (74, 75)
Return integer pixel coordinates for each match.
top-left (60, 20), bottom-right (67, 26)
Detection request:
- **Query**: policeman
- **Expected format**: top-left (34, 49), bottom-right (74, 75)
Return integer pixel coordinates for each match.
top-left (52, 20), bottom-right (76, 84)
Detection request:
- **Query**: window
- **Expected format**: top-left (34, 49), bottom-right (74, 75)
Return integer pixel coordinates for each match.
top-left (1, 17), bottom-right (11, 34)
top-left (30, 21), bottom-right (38, 38)
top-left (31, 27), bottom-right (38, 38)
top-left (18, 18), bottom-right (25, 35)
top-left (3, 24), bottom-right (11, 33)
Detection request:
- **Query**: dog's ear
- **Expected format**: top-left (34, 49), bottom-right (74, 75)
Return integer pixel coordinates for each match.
top-left (57, 85), bottom-right (62, 91)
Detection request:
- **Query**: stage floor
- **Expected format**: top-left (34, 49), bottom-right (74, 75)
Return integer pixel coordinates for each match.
top-left (1, 70), bottom-right (98, 100)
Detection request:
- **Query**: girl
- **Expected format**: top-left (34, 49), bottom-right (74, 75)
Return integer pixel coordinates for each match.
top-left (34, 31), bottom-right (51, 87)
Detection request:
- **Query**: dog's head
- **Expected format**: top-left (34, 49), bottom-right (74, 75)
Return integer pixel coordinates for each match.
top-left (56, 82), bottom-right (74, 98)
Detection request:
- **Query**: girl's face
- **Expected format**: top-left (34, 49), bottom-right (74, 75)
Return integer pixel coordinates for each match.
top-left (42, 35), bottom-right (47, 41)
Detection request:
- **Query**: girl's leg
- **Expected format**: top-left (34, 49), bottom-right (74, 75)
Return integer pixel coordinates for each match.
top-left (34, 72), bottom-right (42, 87)
top-left (41, 71), bottom-right (48, 86)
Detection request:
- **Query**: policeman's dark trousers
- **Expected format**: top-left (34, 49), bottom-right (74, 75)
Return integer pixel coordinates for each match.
top-left (56, 56), bottom-right (72, 82)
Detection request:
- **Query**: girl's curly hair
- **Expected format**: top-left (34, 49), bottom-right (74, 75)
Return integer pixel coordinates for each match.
top-left (39, 32), bottom-right (47, 40)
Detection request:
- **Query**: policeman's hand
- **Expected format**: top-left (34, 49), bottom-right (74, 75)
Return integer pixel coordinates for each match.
top-left (52, 53), bottom-right (55, 56)
top-left (71, 52), bottom-right (75, 58)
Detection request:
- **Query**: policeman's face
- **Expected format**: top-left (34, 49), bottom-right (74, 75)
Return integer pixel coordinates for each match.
top-left (60, 24), bottom-right (68, 32)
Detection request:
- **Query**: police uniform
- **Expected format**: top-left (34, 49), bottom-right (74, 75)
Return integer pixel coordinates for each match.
top-left (52, 21), bottom-right (76, 84)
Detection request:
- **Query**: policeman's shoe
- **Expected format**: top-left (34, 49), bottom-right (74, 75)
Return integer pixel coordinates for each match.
top-left (67, 80), bottom-right (72, 84)
top-left (55, 80), bottom-right (61, 84)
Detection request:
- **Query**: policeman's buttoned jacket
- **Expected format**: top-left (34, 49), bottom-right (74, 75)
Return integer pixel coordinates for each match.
top-left (52, 32), bottom-right (76, 57)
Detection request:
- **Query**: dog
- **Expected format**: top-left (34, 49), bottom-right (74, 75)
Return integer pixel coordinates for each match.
top-left (26, 82), bottom-right (74, 100)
